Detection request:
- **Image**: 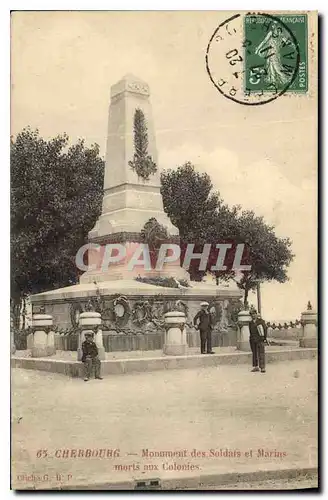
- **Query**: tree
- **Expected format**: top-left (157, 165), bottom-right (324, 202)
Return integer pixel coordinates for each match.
top-left (160, 162), bottom-right (294, 295)
top-left (11, 127), bottom-right (105, 325)
top-left (229, 210), bottom-right (294, 306)
top-left (161, 162), bottom-right (220, 241)
top-left (160, 162), bottom-right (239, 280)
top-left (128, 108), bottom-right (157, 180)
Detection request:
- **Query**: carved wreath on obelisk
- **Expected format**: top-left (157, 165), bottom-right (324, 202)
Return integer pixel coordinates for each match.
top-left (128, 108), bottom-right (157, 181)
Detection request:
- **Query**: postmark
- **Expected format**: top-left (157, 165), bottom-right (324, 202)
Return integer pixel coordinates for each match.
top-left (206, 12), bottom-right (306, 105)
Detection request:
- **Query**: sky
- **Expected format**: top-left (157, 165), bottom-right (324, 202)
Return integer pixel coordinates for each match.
top-left (11, 11), bottom-right (317, 320)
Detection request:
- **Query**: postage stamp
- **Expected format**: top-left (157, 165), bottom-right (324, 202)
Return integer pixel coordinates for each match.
top-left (11, 10), bottom-right (318, 491)
top-left (244, 14), bottom-right (308, 94)
top-left (206, 12), bottom-right (307, 105)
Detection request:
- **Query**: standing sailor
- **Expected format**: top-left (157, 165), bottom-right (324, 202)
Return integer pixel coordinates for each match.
top-left (193, 302), bottom-right (215, 354)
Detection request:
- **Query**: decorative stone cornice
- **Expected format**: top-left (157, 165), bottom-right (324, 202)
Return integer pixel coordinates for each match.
top-left (110, 75), bottom-right (150, 99)
top-left (89, 231), bottom-right (180, 245)
top-left (30, 325), bottom-right (53, 334)
top-left (163, 322), bottom-right (185, 332)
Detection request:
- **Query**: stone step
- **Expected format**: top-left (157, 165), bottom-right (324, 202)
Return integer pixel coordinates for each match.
top-left (12, 347), bottom-right (317, 378)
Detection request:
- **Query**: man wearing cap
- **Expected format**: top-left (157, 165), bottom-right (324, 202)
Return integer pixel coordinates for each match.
top-left (81, 333), bottom-right (103, 381)
top-left (193, 302), bottom-right (215, 354)
top-left (249, 309), bottom-right (267, 373)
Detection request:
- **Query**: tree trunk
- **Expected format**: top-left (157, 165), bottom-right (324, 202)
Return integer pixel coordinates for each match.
top-left (243, 287), bottom-right (249, 308)
top-left (11, 296), bottom-right (22, 330)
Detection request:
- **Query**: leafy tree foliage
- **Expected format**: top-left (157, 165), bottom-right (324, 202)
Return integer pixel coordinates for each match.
top-left (160, 162), bottom-right (294, 300)
top-left (161, 162), bottom-right (220, 241)
top-left (161, 162), bottom-right (240, 281)
top-left (230, 210), bottom-right (294, 306)
top-left (11, 127), bottom-right (104, 319)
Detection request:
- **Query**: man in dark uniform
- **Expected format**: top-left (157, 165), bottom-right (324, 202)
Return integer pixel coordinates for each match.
top-left (249, 309), bottom-right (267, 373)
top-left (193, 302), bottom-right (215, 354)
top-left (81, 333), bottom-right (103, 381)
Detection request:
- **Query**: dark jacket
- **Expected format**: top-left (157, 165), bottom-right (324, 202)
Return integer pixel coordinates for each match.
top-left (193, 309), bottom-right (213, 332)
top-left (81, 340), bottom-right (99, 362)
top-left (249, 318), bottom-right (267, 341)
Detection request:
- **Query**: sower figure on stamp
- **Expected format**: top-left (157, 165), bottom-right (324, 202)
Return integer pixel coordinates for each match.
top-left (81, 333), bottom-right (103, 382)
top-left (193, 302), bottom-right (215, 354)
top-left (249, 309), bottom-right (268, 373)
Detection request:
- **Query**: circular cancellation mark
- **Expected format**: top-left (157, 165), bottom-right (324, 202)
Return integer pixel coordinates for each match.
top-left (205, 12), bottom-right (301, 106)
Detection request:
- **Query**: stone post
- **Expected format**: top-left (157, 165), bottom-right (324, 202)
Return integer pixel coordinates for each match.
top-left (299, 307), bottom-right (317, 348)
top-left (163, 311), bottom-right (187, 356)
top-left (237, 310), bottom-right (251, 351)
top-left (77, 311), bottom-right (105, 361)
top-left (46, 329), bottom-right (56, 356)
top-left (31, 314), bottom-right (54, 358)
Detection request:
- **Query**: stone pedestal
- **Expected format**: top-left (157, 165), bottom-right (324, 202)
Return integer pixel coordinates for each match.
top-left (237, 310), bottom-right (251, 351)
top-left (163, 311), bottom-right (187, 356)
top-left (299, 308), bottom-right (317, 348)
top-left (27, 333), bottom-right (33, 349)
top-left (46, 330), bottom-right (56, 356)
top-left (78, 312), bottom-right (105, 361)
top-left (94, 328), bottom-right (105, 360)
top-left (31, 314), bottom-right (54, 358)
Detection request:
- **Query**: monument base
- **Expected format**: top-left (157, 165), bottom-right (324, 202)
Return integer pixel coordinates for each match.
top-left (77, 347), bottom-right (105, 361)
top-left (97, 347), bottom-right (106, 360)
top-left (237, 341), bottom-right (251, 352)
top-left (31, 346), bottom-right (49, 358)
top-left (30, 280), bottom-right (242, 351)
top-left (46, 346), bottom-right (56, 356)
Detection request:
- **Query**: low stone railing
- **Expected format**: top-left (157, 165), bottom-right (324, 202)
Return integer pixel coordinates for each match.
top-left (237, 304), bottom-right (317, 350)
top-left (28, 313), bottom-right (56, 358)
top-left (13, 304), bottom-right (317, 358)
top-left (266, 320), bottom-right (302, 330)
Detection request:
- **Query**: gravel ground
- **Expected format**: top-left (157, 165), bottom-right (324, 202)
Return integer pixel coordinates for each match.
top-left (12, 358), bottom-right (317, 490)
top-left (178, 473), bottom-right (318, 490)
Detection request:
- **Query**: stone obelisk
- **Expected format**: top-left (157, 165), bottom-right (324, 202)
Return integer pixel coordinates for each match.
top-left (89, 74), bottom-right (178, 239)
top-left (80, 74), bottom-right (186, 283)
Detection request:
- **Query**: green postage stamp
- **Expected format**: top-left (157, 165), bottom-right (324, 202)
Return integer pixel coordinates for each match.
top-left (206, 12), bottom-right (309, 105)
top-left (244, 14), bottom-right (308, 94)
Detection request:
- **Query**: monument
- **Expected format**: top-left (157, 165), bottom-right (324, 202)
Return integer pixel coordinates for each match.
top-left (30, 75), bottom-right (242, 345)
top-left (81, 73), bottom-right (187, 283)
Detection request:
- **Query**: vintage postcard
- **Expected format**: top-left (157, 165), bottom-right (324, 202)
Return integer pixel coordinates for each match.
top-left (11, 10), bottom-right (318, 491)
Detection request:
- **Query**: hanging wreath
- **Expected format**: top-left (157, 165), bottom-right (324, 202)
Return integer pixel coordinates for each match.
top-left (70, 302), bottom-right (84, 329)
top-left (128, 108), bottom-right (157, 181)
top-left (131, 300), bottom-right (153, 326)
top-left (113, 296), bottom-right (131, 327)
top-left (174, 300), bottom-right (189, 316)
top-left (209, 301), bottom-right (222, 326)
top-left (226, 300), bottom-right (244, 327)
